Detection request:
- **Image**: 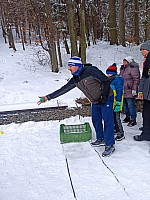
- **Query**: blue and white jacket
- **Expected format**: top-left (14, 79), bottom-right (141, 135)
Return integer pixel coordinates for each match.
top-left (109, 74), bottom-right (124, 110)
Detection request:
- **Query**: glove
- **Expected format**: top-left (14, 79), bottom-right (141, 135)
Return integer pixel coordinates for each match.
top-left (37, 96), bottom-right (48, 105)
top-left (132, 90), bottom-right (137, 96)
top-left (114, 101), bottom-right (121, 112)
top-left (98, 95), bottom-right (107, 104)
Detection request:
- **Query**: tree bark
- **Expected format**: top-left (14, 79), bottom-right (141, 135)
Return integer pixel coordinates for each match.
top-left (79, 0), bottom-right (86, 63)
top-left (118, 0), bottom-right (125, 46)
top-left (108, 0), bottom-right (118, 45)
top-left (57, 31), bottom-right (63, 67)
top-left (44, 0), bottom-right (59, 72)
top-left (7, 24), bottom-right (16, 51)
top-left (66, 0), bottom-right (78, 56)
top-left (62, 32), bottom-right (70, 54)
top-left (144, 0), bottom-right (150, 40)
top-left (133, 0), bottom-right (139, 45)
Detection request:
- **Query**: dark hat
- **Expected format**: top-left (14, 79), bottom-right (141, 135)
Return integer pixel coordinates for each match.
top-left (140, 40), bottom-right (150, 51)
top-left (106, 63), bottom-right (117, 75)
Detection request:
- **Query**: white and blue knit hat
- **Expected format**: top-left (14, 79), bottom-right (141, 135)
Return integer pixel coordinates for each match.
top-left (68, 56), bottom-right (82, 68)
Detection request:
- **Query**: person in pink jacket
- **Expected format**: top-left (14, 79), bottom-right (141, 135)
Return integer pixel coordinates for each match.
top-left (120, 56), bottom-right (140, 127)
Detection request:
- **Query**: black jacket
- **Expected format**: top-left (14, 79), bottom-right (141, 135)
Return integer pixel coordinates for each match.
top-left (46, 64), bottom-right (110, 104)
top-left (142, 52), bottom-right (150, 78)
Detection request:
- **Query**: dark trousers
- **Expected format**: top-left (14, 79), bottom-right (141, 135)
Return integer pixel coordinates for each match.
top-left (123, 98), bottom-right (137, 120)
top-left (141, 99), bottom-right (150, 140)
top-left (91, 97), bottom-right (115, 146)
top-left (114, 111), bottom-right (124, 135)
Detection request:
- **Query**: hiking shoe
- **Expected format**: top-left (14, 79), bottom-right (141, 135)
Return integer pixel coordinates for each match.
top-left (102, 145), bottom-right (115, 157)
top-left (91, 139), bottom-right (105, 147)
top-left (127, 120), bottom-right (137, 127)
top-left (115, 134), bottom-right (125, 141)
top-left (123, 117), bottom-right (130, 123)
top-left (133, 135), bottom-right (144, 141)
top-left (133, 134), bottom-right (150, 141)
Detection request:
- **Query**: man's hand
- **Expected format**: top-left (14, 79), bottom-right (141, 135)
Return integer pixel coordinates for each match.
top-left (37, 96), bottom-right (48, 105)
top-left (137, 92), bottom-right (143, 100)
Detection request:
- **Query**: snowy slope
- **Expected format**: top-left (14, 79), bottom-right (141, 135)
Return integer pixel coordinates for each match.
top-left (0, 33), bottom-right (150, 200)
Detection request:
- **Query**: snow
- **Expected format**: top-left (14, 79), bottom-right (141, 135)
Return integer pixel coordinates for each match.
top-left (0, 32), bottom-right (150, 200)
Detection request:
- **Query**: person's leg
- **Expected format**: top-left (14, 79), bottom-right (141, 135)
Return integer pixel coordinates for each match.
top-left (123, 98), bottom-right (130, 122)
top-left (139, 106), bottom-right (144, 130)
top-left (102, 98), bottom-right (115, 146)
top-left (115, 112), bottom-right (125, 141)
top-left (91, 104), bottom-right (104, 140)
top-left (114, 111), bottom-right (120, 133)
top-left (141, 100), bottom-right (150, 140)
top-left (126, 98), bottom-right (137, 120)
top-left (126, 98), bottom-right (137, 126)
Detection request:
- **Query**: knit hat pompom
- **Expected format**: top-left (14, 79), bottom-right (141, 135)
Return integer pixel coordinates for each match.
top-left (106, 63), bottom-right (117, 75)
top-left (140, 40), bottom-right (150, 51)
top-left (123, 56), bottom-right (133, 63)
top-left (68, 56), bottom-right (82, 68)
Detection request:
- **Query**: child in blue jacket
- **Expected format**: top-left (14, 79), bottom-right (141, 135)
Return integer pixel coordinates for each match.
top-left (106, 63), bottom-right (125, 141)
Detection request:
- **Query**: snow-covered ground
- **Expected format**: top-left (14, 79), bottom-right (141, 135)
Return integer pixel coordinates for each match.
top-left (0, 34), bottom-right (150, 200)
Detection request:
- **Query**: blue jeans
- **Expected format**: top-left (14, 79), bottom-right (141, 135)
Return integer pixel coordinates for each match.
top-left (123, 98), bottom-right (137, 120)
top-left (91, 97), bottom-right (115, 146)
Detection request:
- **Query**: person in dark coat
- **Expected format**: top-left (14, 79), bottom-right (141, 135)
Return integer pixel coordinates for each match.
top-left (120, 56), bottom-right (140, 126)
top-left (37, 56), bottom-right (115, 157)
top-left (106, 63), bottom-right (125, 141)
top-left (133, 40), bottom-right (150, 141)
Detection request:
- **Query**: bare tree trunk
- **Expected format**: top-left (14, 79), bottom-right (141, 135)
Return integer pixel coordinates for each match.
top-left (57, 31), bottom-right (63, 67)
top-left (22, 20), bottom-right (27, 44)
top-left (14, 20), bottom-right (20, 39)
top-left (97, 0), bottom-right (103, 40)
top-left (66, 0), bottom-right (78, 56)
top-left (1, 22), bottom-right (7, 43)
top-left (144, 0), bottom-right (150, 40)
top-left (89, 5), bottom-right (96, 45)
top-left (28, 23), bottom-right (32, 45)
top-left (133, 0), bottom-right (139, 45)
top-left (108, 0), bottom-right (118, 45)
top-left (86, 5), bottom-right (91, 46)
top-left (19, 23), bottom-right (26, 50)
top-left (44, 0), bottom-right (59, 72)
top-left (118, 0), bottom-right (125, 46)
top-left (79, 0), bottom-right (86, 63)
top-left (62, 32), bottom-right (70, 54)
top-left (7, 24), bottom-right (16, 51)
top-left (0, 7), bottom-right (7, 43)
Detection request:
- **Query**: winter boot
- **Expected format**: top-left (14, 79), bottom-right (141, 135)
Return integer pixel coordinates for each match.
top-left (122, 116), bottom-right (130, 123)
top-left (127, 120), bottom-right (137, 127)
top-left (102, 145), bottom-right (115, 157)
top-left (91, 139), bottom-right (105, 147)
top-left (115, 133), bottom-right (125, 141)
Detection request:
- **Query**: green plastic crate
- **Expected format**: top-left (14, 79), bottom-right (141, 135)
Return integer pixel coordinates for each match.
top-left (60, 122), bottom-right (92, 144)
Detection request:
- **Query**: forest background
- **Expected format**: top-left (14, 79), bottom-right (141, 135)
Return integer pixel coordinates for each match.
top-left (1, 2), bottom-right (150, 199)
top-left (0, 0), bottom-right (150, 73)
